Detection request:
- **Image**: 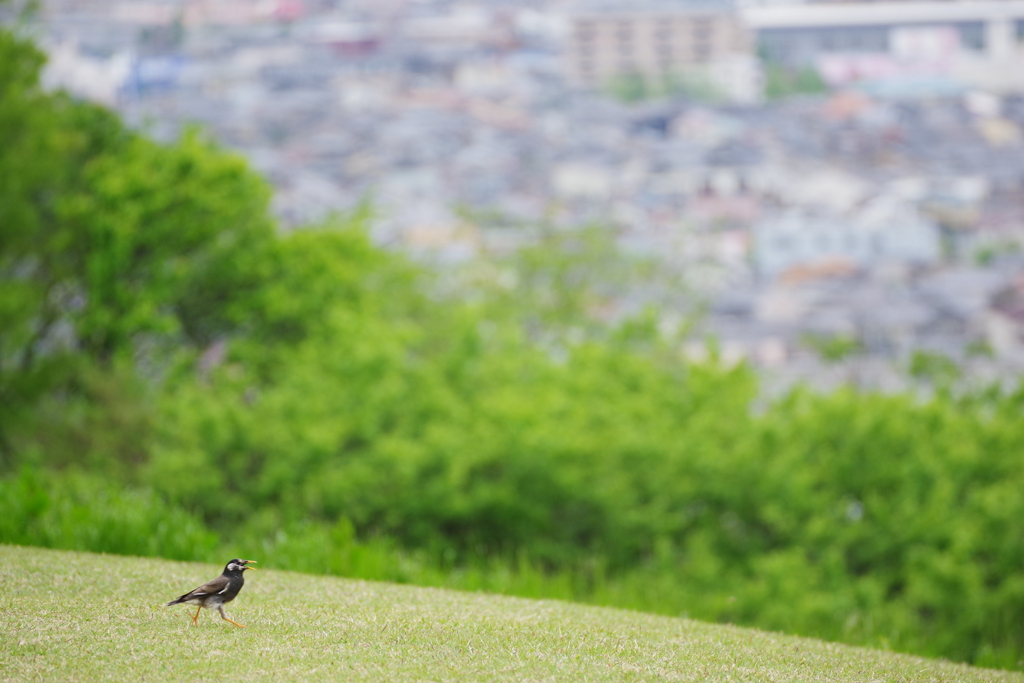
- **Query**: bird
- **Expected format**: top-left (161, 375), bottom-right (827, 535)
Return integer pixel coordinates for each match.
top-left (166, 558), bottom-right (257, 628)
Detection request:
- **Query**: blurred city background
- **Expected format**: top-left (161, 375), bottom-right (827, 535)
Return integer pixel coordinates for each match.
top-left (19, 0), bottom-right (1024, 392)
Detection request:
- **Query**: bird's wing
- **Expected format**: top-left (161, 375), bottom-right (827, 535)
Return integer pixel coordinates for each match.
top-left (169, 574), bottom-right (230, 603)
top-left (187, 574), bottom-right (231, 597)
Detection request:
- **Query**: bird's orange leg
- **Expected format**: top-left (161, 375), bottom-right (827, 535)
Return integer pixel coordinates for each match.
top-left (218, 606), bottom-right (246, 628)
top-left (192, 606), bottom-right (201, 626)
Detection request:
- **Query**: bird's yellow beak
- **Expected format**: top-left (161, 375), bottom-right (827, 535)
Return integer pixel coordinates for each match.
top-left (242, 560), bottom-right (257, 570)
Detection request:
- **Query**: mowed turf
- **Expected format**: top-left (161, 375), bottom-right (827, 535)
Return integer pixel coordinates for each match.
top-left (2, 545), bottom-right (1020, 683)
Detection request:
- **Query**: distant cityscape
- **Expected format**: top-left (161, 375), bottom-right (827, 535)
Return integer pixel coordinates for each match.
top-left (15, 0), bottom-right (1024, 391)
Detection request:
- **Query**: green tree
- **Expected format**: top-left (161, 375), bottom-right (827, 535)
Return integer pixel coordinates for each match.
top-left (908, 349), bottom-right (961, 385)
top-left (764, 63), bottom-right (828, 100)
top-left (57, 128), bottom-right (274, 361)
top-left (0, 26), bottom-right (275, 467)
top-left (802, 333), bottom-right (862, 362)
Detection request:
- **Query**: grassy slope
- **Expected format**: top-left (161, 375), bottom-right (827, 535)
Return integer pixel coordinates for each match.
top-left (2, 545), bottom-right (1020, 683)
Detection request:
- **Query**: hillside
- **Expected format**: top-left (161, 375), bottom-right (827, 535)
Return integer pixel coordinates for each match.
top-left (2, 545), bottom-right (1019, 682)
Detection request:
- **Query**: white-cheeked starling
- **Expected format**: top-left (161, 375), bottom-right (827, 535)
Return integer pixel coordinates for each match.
top-left (166, 558), bottom-right (256, 627)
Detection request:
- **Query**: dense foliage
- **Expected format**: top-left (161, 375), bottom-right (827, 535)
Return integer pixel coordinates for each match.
top-left (4, 24), bottom-right (1024, 671)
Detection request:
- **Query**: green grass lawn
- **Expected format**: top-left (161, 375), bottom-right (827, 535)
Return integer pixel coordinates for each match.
top-left (2, 545), bottom-right (1020, 682)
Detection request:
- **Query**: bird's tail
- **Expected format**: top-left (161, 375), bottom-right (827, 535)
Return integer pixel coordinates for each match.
top-left (166, 595), bottom-right (187, 606)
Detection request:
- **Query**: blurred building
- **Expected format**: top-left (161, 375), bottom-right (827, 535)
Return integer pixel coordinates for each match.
top-left (743, 0), bottom-right (1024, 93)
top-left (564, 1), bottom-right (759, 102)
top-left (753, 198), bottom-right (942, 279)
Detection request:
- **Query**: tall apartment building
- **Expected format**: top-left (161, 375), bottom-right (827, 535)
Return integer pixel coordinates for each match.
top-left (564, 3), bottom-right (755, 98)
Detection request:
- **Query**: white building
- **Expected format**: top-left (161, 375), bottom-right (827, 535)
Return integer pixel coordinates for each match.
top-left (742, 0), bottom-right (1024, 92)
top-left (754, 199), bottom-right (942, 279)
top-left (42, 40), bottom-right (132, 106)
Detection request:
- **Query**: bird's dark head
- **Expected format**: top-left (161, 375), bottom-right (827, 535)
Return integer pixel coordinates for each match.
top-left (224, 558), bottom-right (257, 573)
